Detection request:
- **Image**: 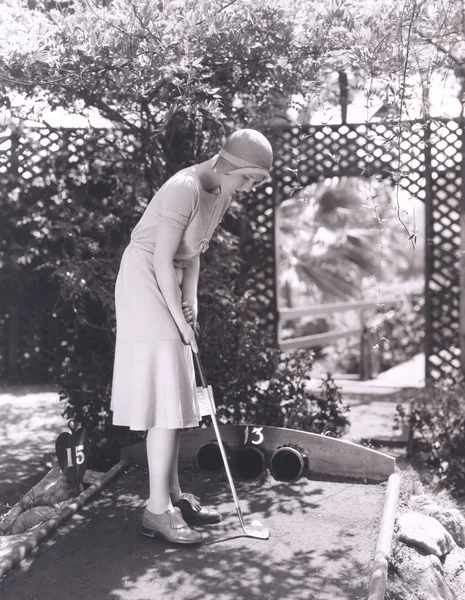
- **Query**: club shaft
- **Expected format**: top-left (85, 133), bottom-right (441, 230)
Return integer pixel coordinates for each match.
top-left (192, 351), bottom-right (247, 531)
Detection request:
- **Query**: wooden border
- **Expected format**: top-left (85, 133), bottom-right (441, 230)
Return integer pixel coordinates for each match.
top-left (367, 473), bottom-right (401, 600)
top-left (121, 424), bottom-right (396, 482)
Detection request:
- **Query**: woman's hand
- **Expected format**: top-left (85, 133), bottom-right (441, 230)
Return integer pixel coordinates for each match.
top-left (178, 320), bottom-right (199, 353)
top-left (182, 301), bottom-right (200, 337)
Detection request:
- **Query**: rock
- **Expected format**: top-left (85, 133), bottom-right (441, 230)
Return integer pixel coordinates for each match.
top-left (0, 505), bottom-right (23, 535)
top-left (0, 533), bottom-right (32, 561)
top-left (82, 469), bottom-right (104, 486)
top-left (10, 506), bottom-right (58, 534)
top-left (421, 505), bottom-right (465, 548)
top-left (444, 547), bottom-right (465, 599)
top-left (0, 465), bottom-right (87, 535)
top-left (20, 466), bottom-right (82, 509)
top-left (392, 544), bottom-right (456, 600)
top-left (398, 512), bottom-right (456, 557)
top-left (444, 546), bottom-right (465, 578)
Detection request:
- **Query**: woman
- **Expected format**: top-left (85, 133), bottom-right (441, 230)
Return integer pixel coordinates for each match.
top-left (111, 128), bottom-right (273, 544)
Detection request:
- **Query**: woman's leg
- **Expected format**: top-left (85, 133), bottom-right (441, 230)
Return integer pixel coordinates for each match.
top-left (169, 429), bottom-right (183, 504)
top-left (146, 426), bottom-right (179, 514)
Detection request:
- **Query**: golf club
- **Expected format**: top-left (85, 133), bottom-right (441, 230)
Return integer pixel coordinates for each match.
top-left (192, 349), bottom-right (270, 540)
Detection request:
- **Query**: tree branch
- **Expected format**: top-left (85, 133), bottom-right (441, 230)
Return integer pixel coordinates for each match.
top-left (415, 29), bottom-right (460, 64)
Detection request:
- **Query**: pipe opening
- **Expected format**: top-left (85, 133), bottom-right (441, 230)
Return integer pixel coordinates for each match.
top-left (234, 446), bottom-right (266, 480)
top-left (196, 441), bottom-right (224, 472)
top-left (270, 447), bottom-right (306, 482)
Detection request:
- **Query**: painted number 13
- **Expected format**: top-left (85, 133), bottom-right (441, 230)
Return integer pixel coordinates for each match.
top-left (66, 445), bottom-right (85, 466)
top-left (244, 426), bottom-right (264, 446)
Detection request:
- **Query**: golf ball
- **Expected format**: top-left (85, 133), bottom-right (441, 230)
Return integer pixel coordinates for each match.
top-left (251, 520), bottom-right (262, 527)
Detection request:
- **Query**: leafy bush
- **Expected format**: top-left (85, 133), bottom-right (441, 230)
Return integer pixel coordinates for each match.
top-left (199, 280), bottom-right (350, 435)
top-left (396, 376), bottom-right (465, 495)
top-left (256, 363), bottom-right (350, 435)
top-left (378, 294), bottom-right (424, 371)
top-left (54, 225), bottom-right (350, 469)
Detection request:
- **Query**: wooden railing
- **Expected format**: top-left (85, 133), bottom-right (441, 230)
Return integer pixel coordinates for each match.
top-left (278, 297), bottom-right (402, 379)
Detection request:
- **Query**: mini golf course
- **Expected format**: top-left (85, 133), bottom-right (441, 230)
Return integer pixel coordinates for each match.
top-left (0, 425), bottom-right (399, 600)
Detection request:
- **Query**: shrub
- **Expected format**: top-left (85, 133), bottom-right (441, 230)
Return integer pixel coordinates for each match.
top-left (251, 358), bottom-right (350, 435)
top-left (198, 232), bottom-right (350, 437)
top-left (56, 239), bottom-right (350, 468)
top-left (378, 294), bottom-right (424, 371)
top-left (396, 376), bottom-right (465, 495)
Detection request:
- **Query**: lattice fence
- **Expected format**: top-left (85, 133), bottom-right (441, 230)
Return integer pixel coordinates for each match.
top-left (242, 119), bottom-right (463, 381)
top-left (1, 119), bottom-right (464, 381)
top-left (239, 181), bottom-right (277, 334)
top-left (0, 125), bottom-right (147, 383)
top-left (426, 120), bottom-right (462, 379)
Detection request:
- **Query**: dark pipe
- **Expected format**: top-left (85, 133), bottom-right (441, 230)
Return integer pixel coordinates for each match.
top-left (234, 446), bottom-right (266, 480)
top-left (196, 441), bottom-right (228, 472)
top-left (270, 446), bottom-right (306, 482)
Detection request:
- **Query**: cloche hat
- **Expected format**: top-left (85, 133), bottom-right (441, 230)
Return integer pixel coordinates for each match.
top-left (212, 129), bottom-right (273, 181)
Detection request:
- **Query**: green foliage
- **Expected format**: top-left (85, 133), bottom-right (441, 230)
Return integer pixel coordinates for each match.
top-left (378, 294), bottom-right (424, 371)
top-left (0, 126), bottom-right (145, 381)
top-left (397, 377), bottom-right (465, 495)
top-left (279, 178), bottom-right (382, 307)
top-left (1, 0), bottom-right (459, 464)
top-left (199, 287), bottom-right (350, 435)
top-left (1, 0), bottom-right (316, 152)
top-left (1, 0), bottom-right (464, 129)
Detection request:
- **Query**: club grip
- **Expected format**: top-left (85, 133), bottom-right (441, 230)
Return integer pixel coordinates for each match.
top-left (193, 350), bottom-right (208, 389)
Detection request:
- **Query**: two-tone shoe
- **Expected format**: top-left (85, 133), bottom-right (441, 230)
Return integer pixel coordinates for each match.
top-left (174, 493), bottom-right (221, 525)
top-left (141, 507), bottom-right (203, 544)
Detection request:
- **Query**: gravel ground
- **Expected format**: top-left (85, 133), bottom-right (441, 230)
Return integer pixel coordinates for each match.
top-left (0, 385), bottom-right (390, 600)
top-left (0, 463), bottom-right (385, 600)
top-left (0, 385), bottom-right (66, 516)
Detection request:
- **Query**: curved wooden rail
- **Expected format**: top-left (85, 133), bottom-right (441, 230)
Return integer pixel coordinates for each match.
top-left (122, 424), bottom-right (396, 482)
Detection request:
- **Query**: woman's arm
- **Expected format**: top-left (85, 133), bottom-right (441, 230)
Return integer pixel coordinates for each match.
top-left (153, 225), bottom-right (198, 352)
top-left (181, 255), bottom-right (200, 322)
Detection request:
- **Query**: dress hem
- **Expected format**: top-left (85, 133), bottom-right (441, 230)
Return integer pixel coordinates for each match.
top-left (111, 417), bottom-right (201, 431)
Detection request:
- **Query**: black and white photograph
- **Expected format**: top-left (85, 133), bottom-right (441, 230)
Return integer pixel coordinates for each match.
top-left (1, 1), bottom-right (465, 599)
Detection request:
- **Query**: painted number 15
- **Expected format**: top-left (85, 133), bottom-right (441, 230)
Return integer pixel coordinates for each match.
top-left (66, 445), bottom-right (85, 466)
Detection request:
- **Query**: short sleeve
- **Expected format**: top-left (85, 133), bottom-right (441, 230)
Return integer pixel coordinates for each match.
top-left (158, 176), bottom-right (198, 230)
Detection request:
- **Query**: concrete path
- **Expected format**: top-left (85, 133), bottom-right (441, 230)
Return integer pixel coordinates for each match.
top-left (0, 354), bottom-right (422, 515)
top-left (310, 354), bottom-right (425, 445)
top-left (0, 385), bottom-right (67, 516)
top-left (0, 382), bottom-right (396, 599)
top-left (0, 464), bottom-right (386, 600)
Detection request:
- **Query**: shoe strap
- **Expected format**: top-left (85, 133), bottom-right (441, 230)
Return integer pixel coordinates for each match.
top-left (179, 493), bottom-right (201, 511)
top-left (168, 507), bottom-right (189, 530)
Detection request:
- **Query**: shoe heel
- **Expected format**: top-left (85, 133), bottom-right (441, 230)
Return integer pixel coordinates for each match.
top-left (141, 525), bottom-right (157, 538)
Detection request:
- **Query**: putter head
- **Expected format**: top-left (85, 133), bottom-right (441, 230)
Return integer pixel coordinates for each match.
top-left (243, 520), bottom-right (270, 540)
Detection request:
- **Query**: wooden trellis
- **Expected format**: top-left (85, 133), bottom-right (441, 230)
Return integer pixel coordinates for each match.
top-left (242, 119), bottom-right (464, 381)
top-left (0, 125), bottom-right (145, 383)
top-left (1, 119), bottom-right (464, 382)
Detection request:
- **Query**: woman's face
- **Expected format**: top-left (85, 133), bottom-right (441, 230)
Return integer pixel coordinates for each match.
top-left (222, 173), bottom-right (264, 195)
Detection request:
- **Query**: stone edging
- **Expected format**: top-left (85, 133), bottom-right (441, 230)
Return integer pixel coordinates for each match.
top-left (0, 458), bottom-right (130, 579)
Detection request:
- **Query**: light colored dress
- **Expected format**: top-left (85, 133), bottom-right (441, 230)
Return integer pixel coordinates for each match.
top-left (110, 166), bottom-right (231, 431)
